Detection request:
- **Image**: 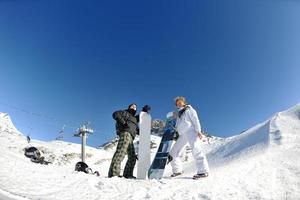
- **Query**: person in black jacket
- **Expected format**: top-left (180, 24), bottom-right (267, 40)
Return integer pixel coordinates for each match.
top-left (108, 103), bottom-right (140, 179)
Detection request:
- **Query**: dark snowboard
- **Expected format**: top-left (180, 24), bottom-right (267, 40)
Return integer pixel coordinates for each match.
top-left (148, 112), bottom-right (176, 179)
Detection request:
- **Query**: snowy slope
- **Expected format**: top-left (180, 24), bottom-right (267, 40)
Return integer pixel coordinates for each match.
top-left (0, 104), bottom-right (300, 200)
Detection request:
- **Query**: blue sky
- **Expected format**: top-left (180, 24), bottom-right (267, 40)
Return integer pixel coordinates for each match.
top-left (0, 0), bottom-right (300, 147)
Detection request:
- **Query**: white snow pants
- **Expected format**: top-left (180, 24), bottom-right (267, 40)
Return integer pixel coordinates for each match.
top-left (169, 132), bottom-right (209, 174)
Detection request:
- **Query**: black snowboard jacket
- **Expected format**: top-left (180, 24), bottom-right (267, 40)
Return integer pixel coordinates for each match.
top-left (112, 110), bottom-right (139, 139)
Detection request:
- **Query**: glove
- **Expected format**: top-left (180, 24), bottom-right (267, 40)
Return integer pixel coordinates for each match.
top-left (120, 118), bottom-right (127, 125)
top-left (142, 105), bottom-right (151, 113)
top-left (167, 155), bottom-right (173, 164)
top-left (173, 131), bottom-right (179, 141)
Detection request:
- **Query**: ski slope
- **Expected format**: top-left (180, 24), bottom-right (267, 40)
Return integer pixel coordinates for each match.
top-left (0, 104), bottom-right (300, 200)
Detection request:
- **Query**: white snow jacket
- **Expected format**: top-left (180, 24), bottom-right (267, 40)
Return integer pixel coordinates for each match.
top-left (176, 105), bottom-right (201, 135)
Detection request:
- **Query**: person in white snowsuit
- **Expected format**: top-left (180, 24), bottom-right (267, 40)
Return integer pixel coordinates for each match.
top-left (169, 97), bottom-right (210, 179)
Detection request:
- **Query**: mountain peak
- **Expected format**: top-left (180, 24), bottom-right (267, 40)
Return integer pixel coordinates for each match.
top-left (0, 112), bottom-right (22, 136)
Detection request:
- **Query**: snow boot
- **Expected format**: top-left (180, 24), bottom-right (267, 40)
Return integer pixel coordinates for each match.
top-left (124, 175), bottom-right (136, 179)
top-left (193, 173), bottom-right (208, 180)
top-left (170, 172), bottom-right (183, 177)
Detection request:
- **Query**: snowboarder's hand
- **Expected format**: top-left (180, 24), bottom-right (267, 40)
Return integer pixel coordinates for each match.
top-left (142, 105), bottom-right (151, 113)
top-left (174, 131), bottom-right (179, 141)
top-left (120, 118), bottom-right (127, 125)
top-left (198, 132), bottom-right (203, 140)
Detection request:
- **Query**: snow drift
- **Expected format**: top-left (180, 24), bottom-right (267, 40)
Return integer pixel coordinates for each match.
top-left (207, 103), bottom-right (300, 165)
top-left (0, 104), bottom-right (300, 200)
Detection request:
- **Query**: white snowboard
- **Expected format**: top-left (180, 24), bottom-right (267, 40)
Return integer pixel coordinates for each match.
top-left (137, 111), bottom-right (152, 179)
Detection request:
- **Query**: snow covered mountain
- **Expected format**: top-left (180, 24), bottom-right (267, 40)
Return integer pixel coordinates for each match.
top-left (0, 104), bottom-right (300, 200)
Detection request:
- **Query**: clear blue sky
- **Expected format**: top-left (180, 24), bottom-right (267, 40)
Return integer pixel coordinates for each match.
top-left (0, 0), bottom-right (299, 147)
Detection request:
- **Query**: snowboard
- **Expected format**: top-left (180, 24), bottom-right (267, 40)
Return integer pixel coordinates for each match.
top-left (148, 112), bottom-right (177, 179)
top-left (137, 111), bottom-right (152, 179)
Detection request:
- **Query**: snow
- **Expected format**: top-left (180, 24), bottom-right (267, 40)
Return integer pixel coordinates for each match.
top-left (1, 104), bottom-right (300, 200)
